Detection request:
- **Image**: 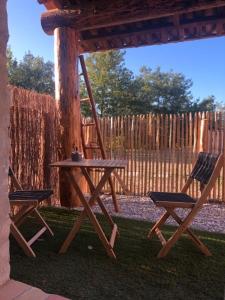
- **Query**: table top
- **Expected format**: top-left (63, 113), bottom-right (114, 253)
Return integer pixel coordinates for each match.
top-left (50, 159), bottom-right (127, 169)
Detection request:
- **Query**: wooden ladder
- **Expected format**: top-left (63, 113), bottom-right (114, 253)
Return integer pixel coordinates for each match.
top-left (79, 55), bottom-right (130, 212)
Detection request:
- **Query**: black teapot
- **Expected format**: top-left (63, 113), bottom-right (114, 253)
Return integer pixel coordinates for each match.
top-left (71, 146), bottom-right (83, 161)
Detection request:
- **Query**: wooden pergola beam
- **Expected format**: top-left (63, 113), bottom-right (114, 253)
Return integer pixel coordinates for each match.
top-left (79, 17), bottom-right (225, 52)
top-left (41, 0), bottom-right (225, 35)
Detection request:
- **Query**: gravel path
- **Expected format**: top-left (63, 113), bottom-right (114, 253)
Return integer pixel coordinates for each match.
top-left (91, 196), bottom-right (225, 234)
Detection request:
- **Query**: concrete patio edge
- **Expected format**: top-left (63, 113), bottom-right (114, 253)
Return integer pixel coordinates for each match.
top-left (0, 279), bottom-right (70, 300)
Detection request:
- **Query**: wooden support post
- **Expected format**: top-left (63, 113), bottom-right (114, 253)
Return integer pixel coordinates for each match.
top-left (54, 27), bottom-right (83, 207)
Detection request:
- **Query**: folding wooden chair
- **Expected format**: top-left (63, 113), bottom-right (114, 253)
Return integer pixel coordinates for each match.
top-left (8, 167), bottom-right (54, 257)
top-left (148, 152), bottom-right (223, 258)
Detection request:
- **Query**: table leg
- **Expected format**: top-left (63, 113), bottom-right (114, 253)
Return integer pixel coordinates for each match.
top-left (81, 167), bottom-right (116, 229)
top-left (59, 210), bottom-right (86, 253)
top-left (59, 168), bottom-right (116, 258)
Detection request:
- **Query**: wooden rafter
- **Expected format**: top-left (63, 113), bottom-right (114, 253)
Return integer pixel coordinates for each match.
top-left (41, 0), bottom-right (225, 34)
top-left (78, 11), bottom-right (225, 52)
top-left (73, 23), bottom-right (224, 53)
top-left (38, 0), bottom-right (225, 52)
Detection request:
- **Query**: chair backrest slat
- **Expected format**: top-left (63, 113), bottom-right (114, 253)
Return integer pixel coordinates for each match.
top-left (193, 153), bottom-right (223, 209)
top-left (190, 152), bottom-right (220, 186)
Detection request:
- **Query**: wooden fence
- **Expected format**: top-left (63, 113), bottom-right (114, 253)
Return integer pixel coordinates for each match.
top-left (86, 112), bottom-right (225, 201)
top-left (9, 86), bottom-right (225, 202)
top-left (9, 86), bottom-right (60, 204)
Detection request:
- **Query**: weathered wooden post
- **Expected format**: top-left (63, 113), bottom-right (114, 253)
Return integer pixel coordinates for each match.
top-left (54, 27), bottom-right (82, 207)
top-left (0, 0), bottom-right (10, 285)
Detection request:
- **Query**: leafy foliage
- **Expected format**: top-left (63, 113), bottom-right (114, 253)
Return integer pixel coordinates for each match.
top-left (191, 95), bottom-right (216, 112)
top-left (81, 50), bottom-right (134, 116)
top-left (7, 48), bottom-right (217, 115)
top-left (132, 66), bottom-right (194, 114)
top-left (83, 50), bottom-right (216, 116)
top-left (7, 48), bottom-right (55, 95)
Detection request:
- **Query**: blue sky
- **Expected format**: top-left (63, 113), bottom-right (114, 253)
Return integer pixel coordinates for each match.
top-left (7, 0), bottom-right (225, 102)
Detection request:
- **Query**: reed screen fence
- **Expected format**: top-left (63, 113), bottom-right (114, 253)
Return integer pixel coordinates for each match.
top-left (9, 86), bottom-right (60, 204)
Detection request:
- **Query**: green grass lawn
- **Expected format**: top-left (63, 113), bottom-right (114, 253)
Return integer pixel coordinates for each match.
top-left (10, 207), bottom-right (225, 300)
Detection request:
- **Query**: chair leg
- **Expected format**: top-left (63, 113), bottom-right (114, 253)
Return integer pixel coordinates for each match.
top-left (148, 211), bottom-right (170, 239)
top-left (10, 222), bottom-right (36, 258)
top-left (32, 208), bottom-right (54, 236)
top-left (157, 210), bottom-right (211, 258)
top-left (157, 226), bottom-right (186, 258)
top-left (168, 209), bottom-right (211, 256)
top-left (12, 206), bottom-right (34, 227)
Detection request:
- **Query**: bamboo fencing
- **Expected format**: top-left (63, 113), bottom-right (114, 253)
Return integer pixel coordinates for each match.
top-left (9, 86), bottom-right (60, 204)
top-left (9, 86), bottom-right (225, 203)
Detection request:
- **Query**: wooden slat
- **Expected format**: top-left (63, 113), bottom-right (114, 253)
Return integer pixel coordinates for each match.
top-left (180, 114), bottom-right (185, 190)
top-left (144, 115), bottom-right (148, 194)
top-left (168, 114), bottom-right (172, 192)
top-left (27, 227), bottom-right (47, 246)
top-left (109, 224), bottom-right (118, 248)
top-left (155, 228), bottom-right (167, 246)
top-left (163, 114), bottom-right (168, 192)
top-left (159, 115), bottom-right (163, 192)
top-left (51, 159), bottom-right (127, 169)
top-left (155, 114), bottom-right (160, 191)
top-left (147, 114), bottom-right (152, 193)
top-left (152, 115), bottom-right (156, 191)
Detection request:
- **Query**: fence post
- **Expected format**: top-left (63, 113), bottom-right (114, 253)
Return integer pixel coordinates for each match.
top-left (199, 118), bottom-right (209, 152)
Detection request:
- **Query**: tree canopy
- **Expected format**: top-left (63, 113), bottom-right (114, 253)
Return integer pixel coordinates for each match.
top-left (81, 50), bottom-right (134, 116)
top-left (82, 50), bottom-right (217, 116)
top-left (7, 48), bottom-right (217, 115)
top-left (131, 66), bottom-right (194, 114)
top-left (7, 48), bottom-right (55, 95)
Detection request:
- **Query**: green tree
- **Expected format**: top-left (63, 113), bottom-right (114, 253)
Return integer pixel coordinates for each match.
top-left (82, 50), bottom-right (134, 116)
top-left (7, 48), bottom-right (55, 95)
top-left (8, 48), bottom-right (216, 114)
top-left (132, 66), bottom-right (194, 114)
top-left (191, 95), bottom-right (216, 112)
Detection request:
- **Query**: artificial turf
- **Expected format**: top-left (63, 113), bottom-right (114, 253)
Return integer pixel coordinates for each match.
top-left (10, 207), bottom-right (225, 300)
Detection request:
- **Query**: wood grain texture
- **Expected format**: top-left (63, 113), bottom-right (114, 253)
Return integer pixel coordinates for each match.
top-left (50, 158), bottom-right (127, 169)
top-left (54, 27), bottom-right (83, 207)
top-left (41, 1), bottom-right (225, 33)
top-left (39, 1), bottom-right (225, 52)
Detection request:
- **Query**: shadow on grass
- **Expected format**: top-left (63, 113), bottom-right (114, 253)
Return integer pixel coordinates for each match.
top-left (10, 207), bottom-right (225, 300)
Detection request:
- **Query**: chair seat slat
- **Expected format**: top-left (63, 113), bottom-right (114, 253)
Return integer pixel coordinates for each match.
top-left (149, 192), bottom-right (195, 204)
top-left (9, 190), bottom-right (53, 201)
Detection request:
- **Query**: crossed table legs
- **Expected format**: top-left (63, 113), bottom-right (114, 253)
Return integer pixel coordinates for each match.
top-left (59, 166), bottom-right (119, 259)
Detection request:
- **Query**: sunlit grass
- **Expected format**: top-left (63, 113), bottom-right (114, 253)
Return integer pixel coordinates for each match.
top-left (10, 207), bottom-right (225, 300)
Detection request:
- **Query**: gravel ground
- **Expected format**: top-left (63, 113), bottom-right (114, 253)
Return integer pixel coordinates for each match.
top-left (91, 196), bottom-right (225, 234)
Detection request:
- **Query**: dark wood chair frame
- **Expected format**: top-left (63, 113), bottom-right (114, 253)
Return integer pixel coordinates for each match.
top-left (148, 152), bottom-right (224, 258)
top-left (9, 167), bottom-right (54, 257)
